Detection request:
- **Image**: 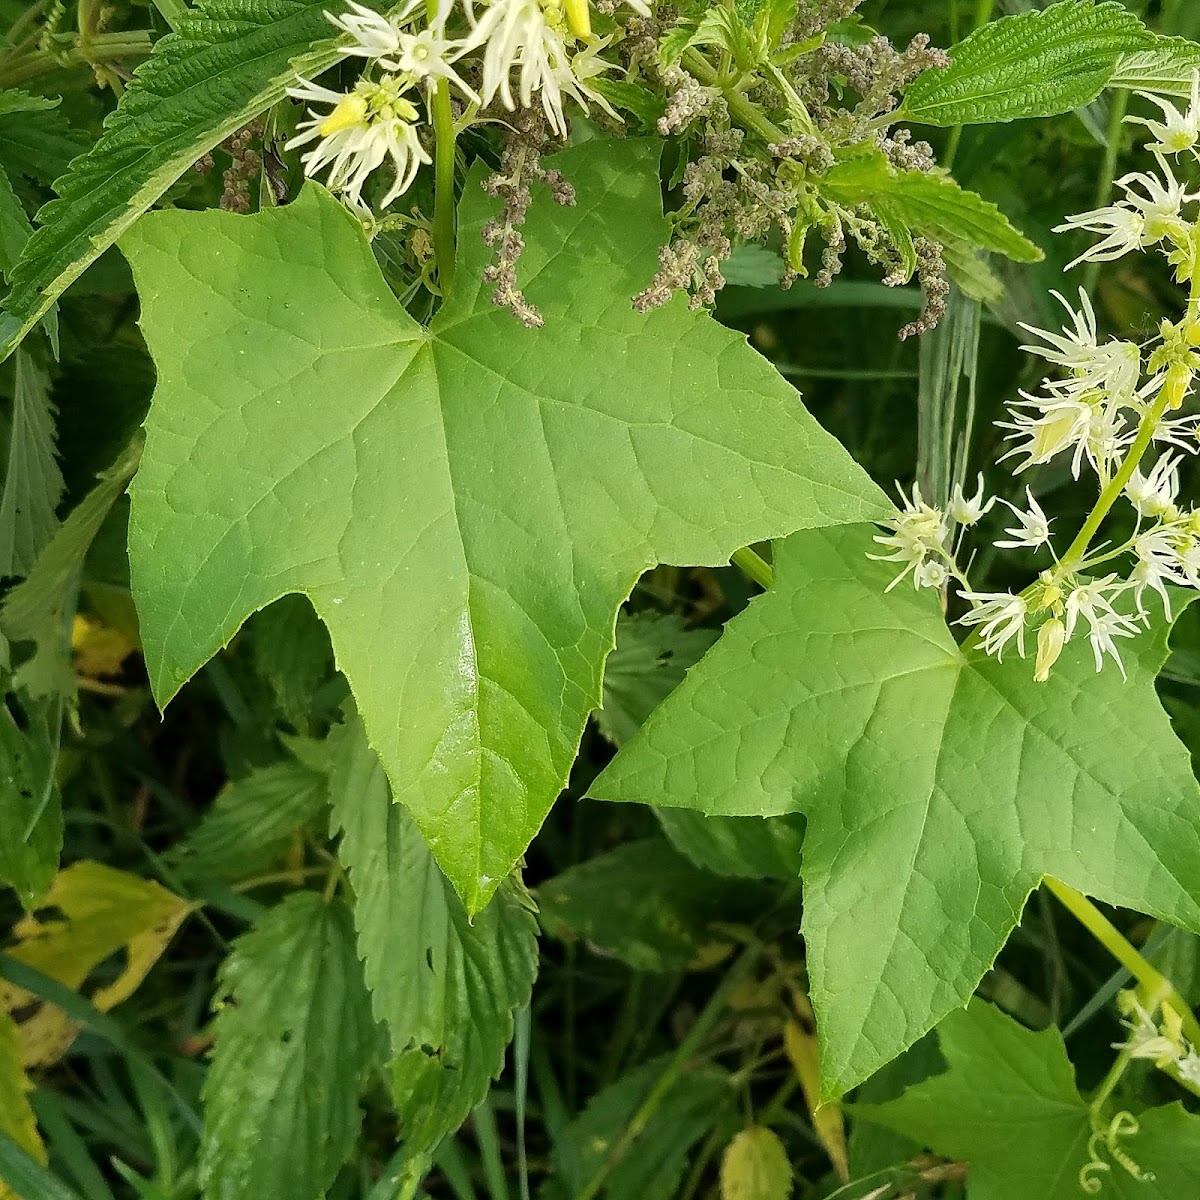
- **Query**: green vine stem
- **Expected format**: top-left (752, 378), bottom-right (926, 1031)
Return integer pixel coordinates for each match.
top-left (429, 76), bottom-right (457, 298)
top-left (0, 29), bottom-right (152, 87)
top-left (576, 942), bottom-right (763, 1200)
top-left (681, 49), bottom-right (797, 145)
top-left (730, 545), bottom-right (774, 589)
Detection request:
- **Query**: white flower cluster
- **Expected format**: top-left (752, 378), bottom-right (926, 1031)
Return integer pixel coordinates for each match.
top-left (1115, 992), bottom-right (1200, 1088)
top-left (288, 0), bottom-right (630, 211)
top-left (872, 79), bottom-right (1200, 683)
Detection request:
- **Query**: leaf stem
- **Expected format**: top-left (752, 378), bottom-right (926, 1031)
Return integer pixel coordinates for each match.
top-left (1044, 877), bottom-right (1200, 1047)
top-left (0, 29), bottom-right (153, 87)
top-left (730, 546), bottom-right (774, 589)
top-left (576, 942), bottom-right (763, 1200)
top-left (429, 78), bottom-right (458, 298)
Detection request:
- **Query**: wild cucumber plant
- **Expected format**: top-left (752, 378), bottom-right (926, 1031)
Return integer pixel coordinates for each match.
top-left (6, 0), bottom-right (1200, 1197)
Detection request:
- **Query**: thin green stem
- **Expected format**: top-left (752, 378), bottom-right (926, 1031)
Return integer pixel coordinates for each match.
top-left (429, 78), bottom-right (458, 298)
top-left (681, 50), bottom-right (794, 144)
top-left (0, 29), bottom-right (153, 87)
top-left (731, 546), bottom-right (774, 589)
top-left (1044, 877), bottom-right (1200, 1047)
top-left (576, 943), bottom-right (763, 1200)
top-left (1059, 388), bottom-right (1172, 571)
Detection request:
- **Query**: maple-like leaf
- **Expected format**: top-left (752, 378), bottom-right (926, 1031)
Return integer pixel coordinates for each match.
top-left (857, 999), bottom-right (1200, 1199)
top-left (119, 139), bottom-right (888, 910)
top-left (591, 524), bottom-right (1200, 1095)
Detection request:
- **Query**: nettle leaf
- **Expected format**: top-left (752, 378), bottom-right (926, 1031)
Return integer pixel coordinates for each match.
top-left (168, 758), bottom-right (328, 880)
top-left (0, 0), bottom-right (364, 363)
top-left (856, 999), bottom-right (1200, 1199)
top-left (546, 1056), bottom-right (735, 1200)
top-left (328, 717), bottom-right (538, 1158)
top-left (0, 704), bottom-right (61, 910)
top-left (0, 1009), bottom-right (43, 1200)
top-left (899, 0), bottom-right (1153, 127)
top-left (0, 164), bottom-right (32, 278)
top-left (824, 154), bottom-right (1042, 265)
top-left (592, 525), bottom-right (1200, 1096)
top-left (599, 612), bottom-right (718, 746)
top-left (538, 837), bottom-right (761, 972)
top-left (1112, 36), bottom-right (1200, 96)
top-left (0, 348), bottom-right (63, 579)
top-left (121, 138), bottom-right (889, 911)
top-left (201, 892), bottom-right (376, 1200)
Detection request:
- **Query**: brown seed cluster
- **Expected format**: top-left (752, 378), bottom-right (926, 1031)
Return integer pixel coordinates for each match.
top-left (219, 121), bottom-right (265, 214)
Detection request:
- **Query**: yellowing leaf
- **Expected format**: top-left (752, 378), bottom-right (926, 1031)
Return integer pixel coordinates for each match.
top-left (719, 1127), bottom-right (792, 1200)
top-left (0, 1008), bottom-right (44, 1200)
top-left (71, 612), bottom-right (137, 678)
top-left (783, 1020), bottom-right (848, 1181)
top-left (0, 861), bottom-right (194, 1066)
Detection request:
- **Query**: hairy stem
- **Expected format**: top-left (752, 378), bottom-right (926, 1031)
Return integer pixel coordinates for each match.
top-left (682, 50), bottom-right (795, 145)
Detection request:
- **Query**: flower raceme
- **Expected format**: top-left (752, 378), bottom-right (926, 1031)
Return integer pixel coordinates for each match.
top-left (865, 82), bottom-right (1200, 684)
top-left (288, 0), bottom-right (628, 210)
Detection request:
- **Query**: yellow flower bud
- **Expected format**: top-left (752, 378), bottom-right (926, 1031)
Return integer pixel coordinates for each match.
top-left (1034, 618), bottom-right (1067, 683)
top-left (319, 93), bottom-right (369, 136)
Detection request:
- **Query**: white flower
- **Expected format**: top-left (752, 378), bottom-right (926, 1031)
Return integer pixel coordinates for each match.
top-left (868, 482), bottom-right (948, 590)
top-left (327, 0), bottom-right (412, 60)
top-left (469, 0), bottom-right (576, 135)
top-left (997, 390), bottom-right (1128, 479)
top-left (994, 489), bottom-right (1053, 550)
top-left (1114, 998), bottom-right (1177, 1061)
top-left (948, 473), bottom-right (994, 526)
top-left (1064, 575), bottom-right (1139, 677)
top-left (914, 559), bottom-right (949, 590)
top-left (958, 591), bottom-right (1029, 661)
top-left (287, 75), bottom-right (431, 210)
top-left (392, 28), bottom-right (481, 101)
top-left (1019, 289), bottom-right (1141, 401)
top-left (1130, 551), bottom-right (1175, 622)
top-left (1179, 1049), bottom-right (1200, 1086)
top-left (1128, 73), bottom-right (1200, 157)
top-left (1125, 453), bottom-right (1181, 519)
top-left (1055, 156), bottom-right (1194, 268)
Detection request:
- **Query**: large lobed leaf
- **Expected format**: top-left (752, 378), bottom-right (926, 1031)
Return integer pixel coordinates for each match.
top-left (592, 525), bottom-right (1200, 1096)
top-left (900, 0), bottom-right (1153, 126)
top-left (0, 0), bottom-right (366, 362)
top-left (328, 717), bottom-right (539, 1159)
top-left (120, 138), bottom-right (889, 911)
top-left (856, 999), bottom-right (1200, 1199)
top-left (200, 891), bottom-right (376, 1200)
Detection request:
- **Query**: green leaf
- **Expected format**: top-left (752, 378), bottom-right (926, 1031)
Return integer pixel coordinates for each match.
top-left (169, 758), bottom-right (328, 880)
top-left (856, 999), bottom-right (1200, 1199)
top-left (1111, 36), bottom-right (1200, 96)
top-left (0, 0), bottom-right (357, 363)
top-left (328, 716), bottom-right (539, 1158)
top-left (655, 808), bottom-right (804, 880)
top-left (0, 1011), bottom-right (42, 1177)
top-left (591, 525), bottom-right (1200, 1096)
top-left (201, 891), bottom-right (376, 1200)
top-left (546, 1056), bottom-right (734, 1200)
top-left (824, 156), bottom-right (1042, 263)
top-left (538, 838), bottom-right (761, 972)
top-left (1, 436), bottom-right (140, 700)
top-left (0, 1130), bottom-right (83, 1200)
top-left (0, 349), bottom-right (63, 579)
top-left (120, 138), bottom-right (889, 911)
top-left (0, 704), bottom-right (61, 910)
top-left (599, 612), bottom-right (718, 746)
top-left (899, 0), bottom-right (1153, 126)
top-left (599, 611), bottom-right (804, 881)
top-left (0, 165), bottom-right (32, 279)
top-left (246, 595), bottom-right (333, 729)
top-left (719, 1128), bottom-right (792, 1200)
top-left (0, 96), bottom-right (85, 191)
